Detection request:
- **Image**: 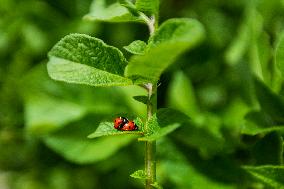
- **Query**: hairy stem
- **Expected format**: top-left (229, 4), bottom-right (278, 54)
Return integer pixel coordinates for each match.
top-left (139, 13), bottom-right (156, 35)
top-left (145, 83), bottom-right (157, 189)
top-left (142, 14), bottom-right (158, 189)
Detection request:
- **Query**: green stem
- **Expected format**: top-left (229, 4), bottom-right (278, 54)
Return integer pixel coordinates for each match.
top-left (142, 14), bottom-right (158, 189)
top-left (145, 83), bottom-right (157, 189)
top-left (139, 13), bottom-right (156, 35)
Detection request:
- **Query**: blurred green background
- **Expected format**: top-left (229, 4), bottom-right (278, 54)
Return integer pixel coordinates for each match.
top-left (1, 0), bottom-right (284, 188)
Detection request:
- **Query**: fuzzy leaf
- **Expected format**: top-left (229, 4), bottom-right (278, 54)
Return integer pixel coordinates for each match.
top-left (119, 0), bottom-right (139, 16)
top-left (135, 0), bottom-right (159, 15)
top-left (88, 119), bottom-right (144, 138)
top-left (124, 40), bottom-right (147, 55)
top-left (84, 0), bottom-right (143, 23)
top-left (47, 34), bottom-right (132, 87)
top-left (244, 165), bottom-right (284, 188)
top-left (47, 57), bottom-right (132, 87)
top-left (138, 123), bottom-right (180, 141)
top-left (125, 18), bottom-right (204, 83)
top-left (139, 108), bottom-right (190, 140)
top-left (130, 170), bottom-right (147, 180)
top-left (49, 34), bottom-right (127, 75)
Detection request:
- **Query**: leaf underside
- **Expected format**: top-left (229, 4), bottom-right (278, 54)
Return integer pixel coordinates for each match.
top-left (47, 33), bottom-right (132, 87)
top-left (84, 0), bottom-right (143, 23)
top-left (133, 95), bottom-right (148, 104)
top-left (135, 0), bottom-right (159, 15)
top-left (125, 18), bottom-right (205, 84)
top-left (48, 57), bottom-right (132, 87)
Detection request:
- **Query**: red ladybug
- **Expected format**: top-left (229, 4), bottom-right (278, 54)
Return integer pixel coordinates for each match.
top-left (114, 117), bottom-right (128, 130)
top-left (121, 120), bottom-right (138, 131)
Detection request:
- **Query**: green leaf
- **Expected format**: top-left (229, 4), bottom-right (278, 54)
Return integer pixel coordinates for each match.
top-left (45, 134), bottom-right (134, 164)
top-left (48, 57), bottom-right (132, 87)
top-left (138, 123), bottom-right (180, 141)
top-left (257, 32), bottom-right (273, 87)
top-left (47, 34), bottom-right (132, 87)
top-left (133, 95), bottom-right (148, 104)
top-left (244, 165), bottom-right (284, 189)
top-left (159, 160), bottom-right (235, 189)
top-left (254, 78), bottom-right (284, 123)
top-left (225, 7), bottom-right (262, 67)
top-left (171, 113), bottom-right (227, 157)
top-left (151, 182), bottom-right (163, 189)
top-left (22, 66), bottom-right (148, 138)
top-left (243, 125), bottom-right (284, 135)
top-left (24, 94), bottom-right (86, 135)
top-left (242, 122), bottom-right (284, 135)
top-left (125, 18), bottom-right (204, 83)
top-left (21, 65), bottom-right (88, 135)
top-left (84, 0), bottom-right (143, 23)
top-left (275, 30), bottom-right (284, 78)
top-left (124, 40), bottom-right (147, 55)
top-left (49, 34), bottom-right (127, 75)
top-left (87, 121), bottom-right (143, 138)
top-left (43, 118), bottom-right (135, 164)
top-left (167, 71), bottom-right (199, 117)
top-left (135, 0), bottom-right (159, 15)
top-left (242, 111), bottom-right (284, 135)
top-left (22, 64), bottom-right (130, 135)
top-left (139, 108), bottom-right (190, 140)
top-left (88, 118), bottom-right (144, 138)
top-left (119, 0), bottom-right (139, 16)
top-left (225, 22), bottom-right (248, 65)
top-left (130, 170), bottom-right (147, 180)
top-left (158, 140), bottom-right (235, 189)
top-left (147, 18), bottom-right (204, 47)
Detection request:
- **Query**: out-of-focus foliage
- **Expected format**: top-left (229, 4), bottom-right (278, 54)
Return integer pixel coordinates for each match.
top-left (2, 0), bottom-right (284, 188)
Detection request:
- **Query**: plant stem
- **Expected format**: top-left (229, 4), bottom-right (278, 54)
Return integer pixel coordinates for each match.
top-left (145, 83), bottom-right (156, 189)
top-left (139, 13), bottom-right (156, 35)
top-left (143, 14), bottom-right (158, 189)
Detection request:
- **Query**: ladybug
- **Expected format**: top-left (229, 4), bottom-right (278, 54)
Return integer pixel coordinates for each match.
top-left (121, 120), bottom-right (138, 131)
top-left (114, 117), bottom-right (128, 130)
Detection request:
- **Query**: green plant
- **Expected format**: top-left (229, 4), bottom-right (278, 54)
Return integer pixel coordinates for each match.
top-left (47, 0), bottom-right (204, 188)
top-left (4, 0), bottom-right (284, 188)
